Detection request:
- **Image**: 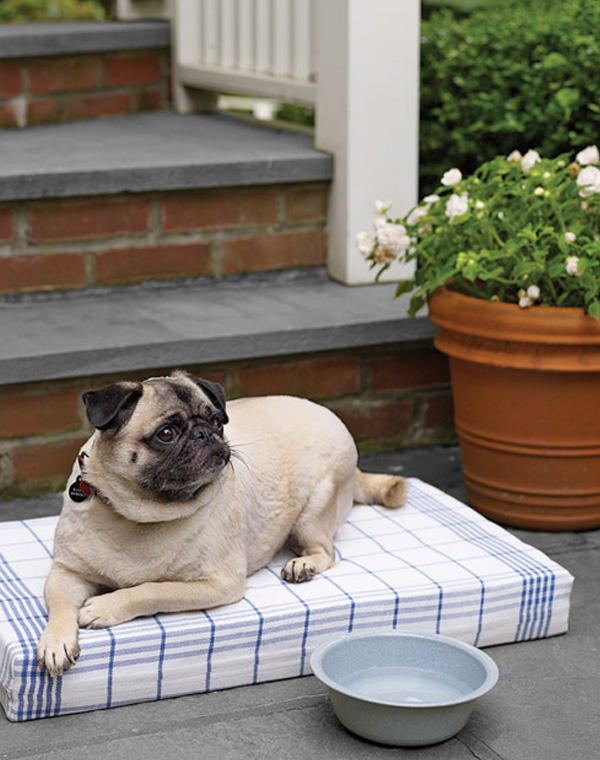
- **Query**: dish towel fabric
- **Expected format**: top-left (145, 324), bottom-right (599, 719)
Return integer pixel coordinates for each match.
top-left (0, 478), bottom-right (573, 721)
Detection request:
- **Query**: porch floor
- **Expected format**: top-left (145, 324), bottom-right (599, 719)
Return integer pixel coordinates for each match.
top-left (1, 444), bottom-right (597, 760)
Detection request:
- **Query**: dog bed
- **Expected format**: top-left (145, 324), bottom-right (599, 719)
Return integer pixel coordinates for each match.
top-left (0, 478), bottom-right (573, 721)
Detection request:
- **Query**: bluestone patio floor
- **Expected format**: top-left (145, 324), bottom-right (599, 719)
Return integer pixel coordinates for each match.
top-left (1, 444), bottom-right (597, 760)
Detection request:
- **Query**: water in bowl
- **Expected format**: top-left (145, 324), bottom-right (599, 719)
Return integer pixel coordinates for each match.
top-left (344, 666), bottom-right (471, 705)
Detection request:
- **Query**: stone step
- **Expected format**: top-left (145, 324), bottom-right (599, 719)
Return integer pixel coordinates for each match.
top-left (0, 21), bottom-right (171, 129)
top-left (0, 20), bottom-right (170, 60)
top-left (0, 111), bottom-right (331, 202)
top-left (0, 269), bottom-right (455, 499)
top-left (1, 22), bottom-right (333, 296)
top-left (0, 268), bottom-right (430, 385)
top-left (0, 111), bottom-right (332, 294)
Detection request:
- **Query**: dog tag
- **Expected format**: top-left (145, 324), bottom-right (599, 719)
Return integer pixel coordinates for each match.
top-left (68, 476), bottom-right (90, 503)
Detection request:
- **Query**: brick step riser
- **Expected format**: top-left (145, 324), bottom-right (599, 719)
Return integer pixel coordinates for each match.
top-left (0, 48), bottom-right (170, 128)
top-left (0, 182), bottom-right (329, 294)
top-left (0, 346), bottom-right (455, 499)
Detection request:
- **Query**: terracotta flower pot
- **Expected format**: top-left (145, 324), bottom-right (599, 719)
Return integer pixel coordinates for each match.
top-left (428, 288), bottom-right (600, 530)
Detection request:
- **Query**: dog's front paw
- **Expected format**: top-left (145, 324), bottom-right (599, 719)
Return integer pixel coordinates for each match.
top-left (78, 592), bottom-right (129, 629)
top-left (281, 557), bottom-right (317, 583)
top-left (37, 626), bottom-right (80, 677)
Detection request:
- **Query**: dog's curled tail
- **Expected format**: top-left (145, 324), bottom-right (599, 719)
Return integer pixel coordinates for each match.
top-left (353, 469), bottom-right (407, 509)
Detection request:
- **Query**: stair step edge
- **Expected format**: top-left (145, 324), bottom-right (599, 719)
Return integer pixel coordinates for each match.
top-left (0, 112), bottom-right (332, 201)
top-left (0, 270), bottom-right (430, 386)
top-left (0, 20), bottom-right (170, 60)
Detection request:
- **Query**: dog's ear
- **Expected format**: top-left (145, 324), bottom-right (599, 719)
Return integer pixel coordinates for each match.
top-left (83, 382), bottom-right (143, 431)
top-left (192, 377), bottom-right (229, 424)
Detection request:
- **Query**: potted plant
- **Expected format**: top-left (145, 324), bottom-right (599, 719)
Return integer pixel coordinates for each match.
top-left (358, 146), bottom-right (600, 530)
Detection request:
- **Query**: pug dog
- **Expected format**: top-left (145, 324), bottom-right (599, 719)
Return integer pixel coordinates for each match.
top-left (36, 371), bottom-right (407, 677)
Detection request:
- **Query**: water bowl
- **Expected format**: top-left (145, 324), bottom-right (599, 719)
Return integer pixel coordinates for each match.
top-left (310, 629), bottom-right (499, 747)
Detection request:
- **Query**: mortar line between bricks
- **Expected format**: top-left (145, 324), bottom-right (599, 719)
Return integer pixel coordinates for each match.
top-left (13, 205), bottom-right (28, 251)
top-left (25, 84), bottom-right (138, 101)
top-left (149, 198), bottom-right (163, 241)
top-left (84, 248), bottom-right (96, 286)
top-left (12, 221), bottom-right (327, 256)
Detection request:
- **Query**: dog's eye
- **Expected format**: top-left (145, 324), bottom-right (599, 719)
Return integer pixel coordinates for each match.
top-left (156, 426), bottom-right (179, 444)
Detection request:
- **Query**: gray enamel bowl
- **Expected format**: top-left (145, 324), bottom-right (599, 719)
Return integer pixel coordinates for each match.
top-left (310, 630), bottom-right (499, 747)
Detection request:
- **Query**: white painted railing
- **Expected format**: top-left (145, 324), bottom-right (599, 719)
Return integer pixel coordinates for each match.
top-left (163, 0), bottom-right (421, 285)
top-left (173, 0), bottom-right (316, 109)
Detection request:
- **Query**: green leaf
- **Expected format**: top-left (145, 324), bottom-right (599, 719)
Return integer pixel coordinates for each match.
top-left (587, 300), bottom-right (600, 319)
top-left (477, 266), bottom-right (506, 281)
top-left (539, 52), bottom-right (569, 69)
top-left (394, 279), bottom-right (415, 298)
top-left (513, 261), bottom-right (541, 278)
top-left (408, 294), bottom-right (427, 318)
top-left (554, 88), bottom-right (580, 118)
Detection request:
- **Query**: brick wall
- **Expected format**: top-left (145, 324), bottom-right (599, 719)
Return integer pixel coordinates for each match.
top-left (0, 49), bottom-right (170, 128)
top-left (0, 344), bottom-right (455, 499)
top-left (0, 182), bottom-right (329, 294)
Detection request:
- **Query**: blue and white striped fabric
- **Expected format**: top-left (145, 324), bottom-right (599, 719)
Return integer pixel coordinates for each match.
top-left (0, 478), bottom-right (573, 721)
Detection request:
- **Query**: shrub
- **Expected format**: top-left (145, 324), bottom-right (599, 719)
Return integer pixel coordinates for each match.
top-left (420, 0), bottom-right (600, 193)
top-left (0, 0), bottom-right (106, 22)
top-left (275, 103), bottom-right (315, 128)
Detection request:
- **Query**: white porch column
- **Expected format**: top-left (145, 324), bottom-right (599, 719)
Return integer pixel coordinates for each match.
top-left (315, 0), bottom-right (420, 285)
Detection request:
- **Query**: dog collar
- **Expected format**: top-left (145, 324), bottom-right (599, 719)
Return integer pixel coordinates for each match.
top-left (68, 451), bottom-right (113, 508)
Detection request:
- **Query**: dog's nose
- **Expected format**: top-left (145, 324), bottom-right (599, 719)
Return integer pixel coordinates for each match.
top-left (191, 425), bottom-right (212, 442)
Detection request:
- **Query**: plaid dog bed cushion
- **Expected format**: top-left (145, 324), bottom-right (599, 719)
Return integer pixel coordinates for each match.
top-left (0, 478), bottom-right (573, 721)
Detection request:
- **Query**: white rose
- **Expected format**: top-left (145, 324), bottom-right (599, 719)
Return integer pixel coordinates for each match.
top-left (407, 205), bottom-right (430, 226)
top-left (519, 295), bottom-right (534, 309)
top-left (475, 200), bottom-right (485, 210)
top-left (576, 145), bottom-right (600, 166)
top-left (373, 216), bottom-right (387, 231)
top-left (577, 166), bottom-right (600, 197)
top-left (445, 193), bottom-right (469, 221)
top-left (423, 194), bottom-right (441, 204)
top-left (441, 168), bottom-right (462, 187)
top-left (534, 186), bottom-right (545, 196)
top-left (527, 285), bottom-right (540, 300)
top-left (566, 256), bottom-right (582, 276)
top-left (376, 223), bottom-right (411, 255)
top-left (521, 149), bottom-right (541, 172)
top-left (565, 231), bottom-right (576, 244)
top-left (356, 231), bottom-right (374, 257)
top-left (374, 199), bottom-right (392, 215)
top-left (507, 150), bottom-right (523, 164)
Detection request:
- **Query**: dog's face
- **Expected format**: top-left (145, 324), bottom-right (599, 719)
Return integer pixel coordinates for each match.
top-left (82, 372), bottom-right (231, 520)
